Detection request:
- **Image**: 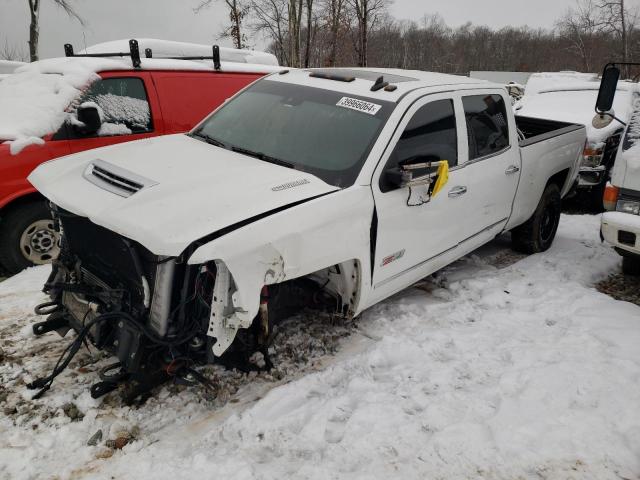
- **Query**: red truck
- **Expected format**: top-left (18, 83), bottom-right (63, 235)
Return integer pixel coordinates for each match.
top-left (0, 40), bottom-right (280, 274)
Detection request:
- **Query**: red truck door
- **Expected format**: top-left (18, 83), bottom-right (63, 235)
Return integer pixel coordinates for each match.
top-left (67, 72), bottom-right (163, 154)
top-left (150, 71), bottom-right (262, 132)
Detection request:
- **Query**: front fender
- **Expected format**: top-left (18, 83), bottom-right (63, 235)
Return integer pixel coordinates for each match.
top-left (188, 186), bottom-right (374, 355)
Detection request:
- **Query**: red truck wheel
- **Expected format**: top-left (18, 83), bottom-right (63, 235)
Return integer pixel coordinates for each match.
top-left (0, 202), bottom-right (60, 274)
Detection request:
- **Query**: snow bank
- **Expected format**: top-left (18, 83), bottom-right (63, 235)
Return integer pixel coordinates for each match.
top-left (2, 215), bottom-right (639, 479)
top-left (84, 38), bottom-right (279, 67)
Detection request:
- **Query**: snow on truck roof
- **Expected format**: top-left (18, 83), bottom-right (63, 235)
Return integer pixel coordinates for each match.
top-left (0, 42), bottom-right (282, 152)
top-left (83, 38), bottom-right (278, 67)
top-left (269, 67), bottom-right (496, 102)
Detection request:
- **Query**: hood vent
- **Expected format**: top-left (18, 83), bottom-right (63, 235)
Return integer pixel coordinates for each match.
top-left (83, 159), bottom-right (158, 197)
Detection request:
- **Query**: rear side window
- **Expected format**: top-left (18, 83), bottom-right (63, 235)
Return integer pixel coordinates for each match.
top-left (79, 77), bottom-right (152, 134)
top-left (462, 94), bottom-right (509, 160)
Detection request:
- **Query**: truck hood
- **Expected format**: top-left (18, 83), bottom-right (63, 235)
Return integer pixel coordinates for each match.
top-left (29, 134), bottom-right (338, 256)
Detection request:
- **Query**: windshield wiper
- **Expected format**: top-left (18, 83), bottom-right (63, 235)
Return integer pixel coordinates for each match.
top-left (190, 131), bottom-right (228, 149)
top-left (231, 146), bottom-right (295, 169)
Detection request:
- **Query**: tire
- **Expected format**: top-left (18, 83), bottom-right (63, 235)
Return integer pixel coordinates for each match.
top-left (622, 255), bottom-right (640, 276)
top-left (0, 202), bottom-right (60, 275)
top-left (511, 183), bottom-right (562, 254)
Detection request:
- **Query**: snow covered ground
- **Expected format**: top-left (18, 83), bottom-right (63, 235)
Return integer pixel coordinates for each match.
top-left (1, 214), bottom-right (640, 480)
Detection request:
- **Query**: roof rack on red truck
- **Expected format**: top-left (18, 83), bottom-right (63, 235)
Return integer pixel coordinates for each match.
top-left (0, 38), bottom-right (282, 275)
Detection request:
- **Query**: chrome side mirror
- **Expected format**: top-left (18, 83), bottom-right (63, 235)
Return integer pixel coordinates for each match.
top-left (384, 160), bottom-right (439, 189)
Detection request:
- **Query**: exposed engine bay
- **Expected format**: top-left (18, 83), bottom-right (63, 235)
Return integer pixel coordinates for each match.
top-left (30, 205), bottom-right (348, 403)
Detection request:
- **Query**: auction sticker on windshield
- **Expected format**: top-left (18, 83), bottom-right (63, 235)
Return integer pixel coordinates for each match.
top-left (336, 97), bottom-right (382, 115)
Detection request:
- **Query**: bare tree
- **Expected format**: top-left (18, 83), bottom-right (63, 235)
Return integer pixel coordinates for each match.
top-left (0, 39), bottom-right (28, 62)
top-left (27, 0), bottom-right (84, 62)
top-left (195, 0), bottom-right (251, 49)
top-left (320, 0), bottom-right (345, 66)
top-left (252, 0), bottom-right (290, 64)
top-left (251, 0), bottom-right (307, 66)
top-left (596, 0), bottom-right (637, 74)
top-left (556, 0), bottom-right (602, 71)
top-left (347, 0), bottom-right (389, 67)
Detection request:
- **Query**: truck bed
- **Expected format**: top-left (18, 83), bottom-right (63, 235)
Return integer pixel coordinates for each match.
top-left (505, 116), bottom-right (586, 231)
top-left (515, 116), bottom-right (584, 147)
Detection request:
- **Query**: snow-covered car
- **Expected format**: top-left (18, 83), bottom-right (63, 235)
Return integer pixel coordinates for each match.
top-left (516, 72), bottom-right (638, 208)
top-left (597, 64), bottom-right (640, 274)
top-left (0, 39), bottom-right (280, 275)
top-left (26, 68), bottom-right (586, 399)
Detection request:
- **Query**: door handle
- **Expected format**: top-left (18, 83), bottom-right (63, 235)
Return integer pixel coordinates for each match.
top-left (505, 165), bottom-right (520, 174)
top-left (448, 186), bottom-right (467, 197)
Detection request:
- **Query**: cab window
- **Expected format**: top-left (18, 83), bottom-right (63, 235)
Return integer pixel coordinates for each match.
top-left (462, 94), bottom-right (509, 160)
top-left (380, 99), bottom-right (457, 193)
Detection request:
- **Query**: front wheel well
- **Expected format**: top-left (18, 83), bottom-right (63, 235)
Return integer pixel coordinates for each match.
top-left (0, 192), bottom-right (47, 220)
top-left (295, 259), bottom-right (362, 317)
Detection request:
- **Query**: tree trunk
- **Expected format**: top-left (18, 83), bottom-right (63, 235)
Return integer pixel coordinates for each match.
top-left (233, 0), bottom-right (242, 49)
top-left (304, 0), bottom-right (313, 68)
top-left (621, 0), bottom-right (628, 76)
top-left (360, 7), bottom-right (368, 67)
top-left (28, 0), bottom-right (40, 62)
top-left (329, 0), bottom-right (341, 66)
top-left (289, 0), bottom-right (302, 67)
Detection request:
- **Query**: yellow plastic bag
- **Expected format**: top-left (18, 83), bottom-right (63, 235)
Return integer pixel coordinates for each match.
top-left (431, 160), bottom-right (449, 197)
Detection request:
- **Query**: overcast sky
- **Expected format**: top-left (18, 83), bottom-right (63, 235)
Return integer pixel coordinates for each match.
top-left (0, 0), bottom-right (578, 60)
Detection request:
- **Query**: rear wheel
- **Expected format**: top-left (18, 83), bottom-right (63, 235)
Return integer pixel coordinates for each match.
top-left (622, 255), bottom-right (640, 276)
top-left (0, 202), bottom-right (60, 274)
top-left (511, 183), bottom-right (561, 254)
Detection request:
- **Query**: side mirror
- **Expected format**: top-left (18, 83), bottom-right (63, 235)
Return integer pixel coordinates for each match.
top-left (76, 103), bottom-right (102, 134)
top-left (596, 65), bottom-right (620, 113)
top-left (384, 155), bottom-right (439, 190)
top-left (592, 111), bottom-right (615, 129)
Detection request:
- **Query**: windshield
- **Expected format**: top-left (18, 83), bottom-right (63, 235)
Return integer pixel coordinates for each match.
top-left (192, 80), bottom-right (394, 187)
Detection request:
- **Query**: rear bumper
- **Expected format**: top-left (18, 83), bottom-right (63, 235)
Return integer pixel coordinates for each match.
top-left (601, 211), bottom-right (640, 256)
top-left (578, 166), bottom-right (606, 187)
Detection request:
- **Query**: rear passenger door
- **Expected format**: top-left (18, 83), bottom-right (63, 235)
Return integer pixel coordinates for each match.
top-left (67, 74), bottom-right (159, 154)
top-left (457, 91), bottom-right (520, 241)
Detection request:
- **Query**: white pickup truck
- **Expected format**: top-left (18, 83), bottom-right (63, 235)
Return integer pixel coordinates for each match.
top-left (27, 68), bottom-right (586, 398)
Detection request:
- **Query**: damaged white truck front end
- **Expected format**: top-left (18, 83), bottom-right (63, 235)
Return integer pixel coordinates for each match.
top-left (27, 68), bottom-right (585, 400)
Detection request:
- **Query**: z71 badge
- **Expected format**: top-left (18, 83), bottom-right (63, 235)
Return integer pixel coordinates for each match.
top-left (381, 249), bottom-right (405, 266)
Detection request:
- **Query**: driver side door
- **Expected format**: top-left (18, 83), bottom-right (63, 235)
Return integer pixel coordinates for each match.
top-left (368, 93), bottom-right (472, 303)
